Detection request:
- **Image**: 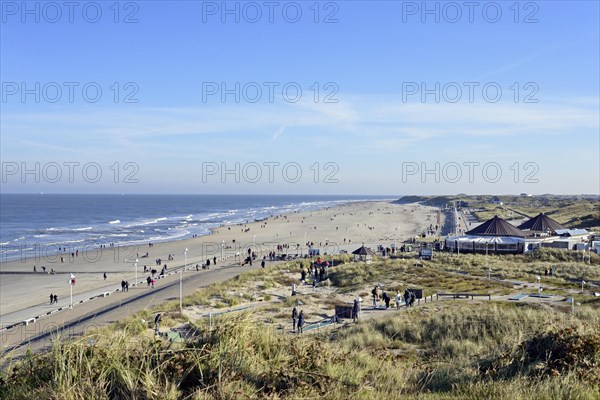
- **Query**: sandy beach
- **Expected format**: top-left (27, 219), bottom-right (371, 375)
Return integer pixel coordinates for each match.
top-left (0, 201), bottom-right (441, 317)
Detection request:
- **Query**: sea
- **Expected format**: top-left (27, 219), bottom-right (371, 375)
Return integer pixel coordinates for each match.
top-left (0, 194), bottom-right (395, 262)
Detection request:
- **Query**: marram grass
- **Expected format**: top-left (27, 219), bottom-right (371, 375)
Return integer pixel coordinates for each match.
top-left (1, 302), bottom-right (599, 399)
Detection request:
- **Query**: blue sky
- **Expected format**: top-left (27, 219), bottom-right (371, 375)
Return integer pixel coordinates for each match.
top-left (1, 0), bottom-right (598, 195)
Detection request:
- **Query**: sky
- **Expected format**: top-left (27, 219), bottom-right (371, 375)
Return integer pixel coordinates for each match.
top-left (1, 0), bottom-right (599, 195)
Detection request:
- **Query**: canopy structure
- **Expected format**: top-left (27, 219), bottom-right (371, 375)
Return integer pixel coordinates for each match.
top-left (352, 245), bottom-right (376, 261)
top-left (518, 213), bottom-right (566, 234)
top-left (445, 235), bottom-right (525, 253)
top-left (447, 215), bottom-right (526, 254)
top-left (466, 215), bottom-right (525, 237)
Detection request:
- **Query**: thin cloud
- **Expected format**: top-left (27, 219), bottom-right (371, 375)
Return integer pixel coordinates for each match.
top-left (272, 125), bottom-right (285, 141)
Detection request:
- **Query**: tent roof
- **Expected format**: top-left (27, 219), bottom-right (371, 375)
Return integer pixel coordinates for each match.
top-left (352, 245), bottom-right (375, 255)
top-left (466, 216), bottom-right (525, 237)
top-left (517, 213), bottom-right (566, 232)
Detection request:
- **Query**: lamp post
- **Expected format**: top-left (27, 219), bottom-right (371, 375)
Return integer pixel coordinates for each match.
top-left (221, 240), bottom-right (224, 261)
top-left (581, 280), bottom-right (586, 293)
top-left (536, 276), bottom-right (541, 298)
top-left (134, 258), bottom-right (138, 285)
top-left (181, 248), bottom-right (187, 313)
top-left (184, 248), bottom-right (188, 271)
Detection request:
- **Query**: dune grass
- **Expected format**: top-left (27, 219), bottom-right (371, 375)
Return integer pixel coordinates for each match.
top-left (2, 246), bottom-right (599, 399)
top-left (2, 302), bottom-right (598, 399)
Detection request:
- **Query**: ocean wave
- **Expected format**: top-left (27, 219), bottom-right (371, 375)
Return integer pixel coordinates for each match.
top-left (74, 226), bottom-right (93, 231)
top-left (125, 217), bottom-right (168, 228)
top-left (109, 220), bottom-right (121, 224)
top-left (0, 248), bottom-right (19, 253)
top-left (147, 230), bottom-right (190, 242)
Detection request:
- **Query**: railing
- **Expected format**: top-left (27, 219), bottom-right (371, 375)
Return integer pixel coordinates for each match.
top-left (436, 293), bottom-right (491, 300)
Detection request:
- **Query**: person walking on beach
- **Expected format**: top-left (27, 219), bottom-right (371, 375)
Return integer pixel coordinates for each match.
top-left (297, 310), bottom-right (305, 334)
top-left (261, 259), bottom-right (266, 268)
top-left (49, 293), bottom-right (54, 304)
top-left (409, 291), bottom-right (416, 307)
top-left (124, 281), bottom-right (129, 292)
top-left (103, 272), bottom-right (107, 280)
top-left (403, 289), bottom-right (410, 308)
top-left (53, 294), bottom-right (58, 304)
top-left (151, 278), bottom-right (156, 288)
top-left (395, 291), bottom-right (401, 310)
top-left (292, 306), bottom-right (298, 332)
top-left (213, 256), bottom-right (217, 266)
top-left (34, 266), bottom-right (37, 272)
top-left (147, 276), bottom-right (152, 287)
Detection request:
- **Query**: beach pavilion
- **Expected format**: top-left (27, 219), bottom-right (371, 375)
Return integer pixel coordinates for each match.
top-left (517, 213), bottom-right (566, 235)
top-left (352, 245), bottom-right (376, 262)
top-left (445, 216), bottom-right (526, 254)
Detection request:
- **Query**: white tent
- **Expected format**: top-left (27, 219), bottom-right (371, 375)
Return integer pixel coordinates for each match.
top-left (445, 235), bottom-right (525, 253)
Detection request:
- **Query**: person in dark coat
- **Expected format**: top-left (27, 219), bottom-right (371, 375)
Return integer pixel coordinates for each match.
top-left (352, 299), bottom-right (360, 322)
top-left (372, 285), bottom-right (379, 308)
top-left (297, 310), bottom-right (305, 334)
top-left (403, 289), bottom-right (410, 307)
top-left (154, 313), bottom-right (162, 334)
top-left (382, 291), bottom-right (391, 309)
top-left (292, 306), bottom-right (298, 332)
top-left (409, 291), bottom-right (416, 306)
